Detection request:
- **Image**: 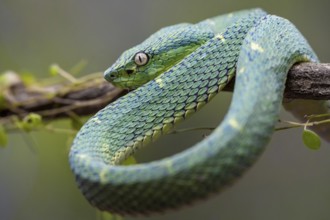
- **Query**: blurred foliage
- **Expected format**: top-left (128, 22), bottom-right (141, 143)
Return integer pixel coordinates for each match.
top-left (0, 1), bottom-right (330, 220)
top-left (0, 124), bottom-right (8, 147)
top-left (303, 129), bottom-right (321, 150)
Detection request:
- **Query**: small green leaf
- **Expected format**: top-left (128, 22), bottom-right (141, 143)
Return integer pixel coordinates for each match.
top-left (96, 210), bottom-right (123, 220)
top-left (20, 72), bottom-right (36, 85)
top-left (121, 156), bottom-right (137, 166)
top-left (0, 125), bottom-right (8, 147)
top-left (17, 113), bottom-right (43, 132)
top-left (302, 129), bottom-right (321, 150)
top-left (49, 64), bottom-right (59, 76)
top-left (23, 113), bottom-right (42, 126)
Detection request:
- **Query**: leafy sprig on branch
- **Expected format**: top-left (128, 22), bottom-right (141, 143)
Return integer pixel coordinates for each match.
top-left (0, 63), bottom-right (329, 150)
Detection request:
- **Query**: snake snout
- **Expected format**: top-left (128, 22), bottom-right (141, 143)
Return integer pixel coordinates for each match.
top-left (104, 68), bottom-right (118, 82)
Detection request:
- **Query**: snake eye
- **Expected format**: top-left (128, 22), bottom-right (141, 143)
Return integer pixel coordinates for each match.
top-left (134, 52), bottom-right (149, 66)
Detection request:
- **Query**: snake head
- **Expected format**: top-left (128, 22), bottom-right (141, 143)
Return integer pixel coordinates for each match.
top-left (104, 23), bottom-right (214, 89)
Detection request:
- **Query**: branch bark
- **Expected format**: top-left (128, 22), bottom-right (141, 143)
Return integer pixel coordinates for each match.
top-left (0, 62), bottom-right (329, 122)
top-left (223, 63), bottom-right (330, 100)
top-left (285, 63), bottom-right (330, 99)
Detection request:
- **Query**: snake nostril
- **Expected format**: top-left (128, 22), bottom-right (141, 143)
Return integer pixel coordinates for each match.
top-left (104, 70), bottom-right (117, 81)
top-left (107, 73), bottom-right (114, 79)
top-left (111, 72), bottom-right (117, 78)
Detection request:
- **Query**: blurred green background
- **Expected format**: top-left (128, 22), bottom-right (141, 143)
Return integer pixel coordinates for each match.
top-left (1, 1), bottom-right (330, 220)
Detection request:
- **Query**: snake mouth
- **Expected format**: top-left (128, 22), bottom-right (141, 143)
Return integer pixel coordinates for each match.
top-left (104, 68), bottom-right (140, 89)
top-left (104, 67), bottom-right (128, 86)
top-left (104, 67), bottom-right (117, 82)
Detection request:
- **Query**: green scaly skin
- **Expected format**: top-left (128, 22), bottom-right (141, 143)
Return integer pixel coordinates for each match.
top-left (69, 9), bottom-right (318, 215)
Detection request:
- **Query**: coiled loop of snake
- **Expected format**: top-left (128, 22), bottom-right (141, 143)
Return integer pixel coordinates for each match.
top-left (69, 8), bottom-right (318, 215)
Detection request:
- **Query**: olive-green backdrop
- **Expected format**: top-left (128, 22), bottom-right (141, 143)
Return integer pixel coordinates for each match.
top-left (0, 1), bottom-right (329, 220)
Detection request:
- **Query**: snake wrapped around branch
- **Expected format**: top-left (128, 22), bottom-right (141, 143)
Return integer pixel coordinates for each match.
top-left (69, 8), bottom-right (329, 215)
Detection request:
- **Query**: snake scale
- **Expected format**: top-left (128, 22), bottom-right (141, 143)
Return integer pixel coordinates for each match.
top-left (69, 8), bottom-right (319, 215)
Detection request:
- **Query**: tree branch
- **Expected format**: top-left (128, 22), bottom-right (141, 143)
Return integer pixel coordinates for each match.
top-left (0, 62), bottom-right (329, 123)
top-left (223, 63), bottom-right (330, 100)
top-left (285, 63), bottom-right (330, 99)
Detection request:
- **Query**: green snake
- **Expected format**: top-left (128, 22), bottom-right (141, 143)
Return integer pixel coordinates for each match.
top-left (69, 8), bottom-right (319, 215)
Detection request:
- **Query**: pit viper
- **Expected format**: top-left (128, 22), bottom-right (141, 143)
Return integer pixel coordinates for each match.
top-left (69, 8), bottom-right (320, 215)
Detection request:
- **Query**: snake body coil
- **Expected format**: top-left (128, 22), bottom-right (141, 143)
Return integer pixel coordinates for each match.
top-left (69, 9), bottom-right (318, 215)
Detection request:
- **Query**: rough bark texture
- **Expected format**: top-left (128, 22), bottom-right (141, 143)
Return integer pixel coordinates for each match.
top-left (223, 63), bottom-right (330, 100)
top-left (285, 63), bottom-right (330, 99)
top-left (0, 62), bottom-right (329, 121)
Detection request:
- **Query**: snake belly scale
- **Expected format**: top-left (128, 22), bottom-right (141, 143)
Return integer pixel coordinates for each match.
top-left (69, 8), bottom-right (318, 215)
